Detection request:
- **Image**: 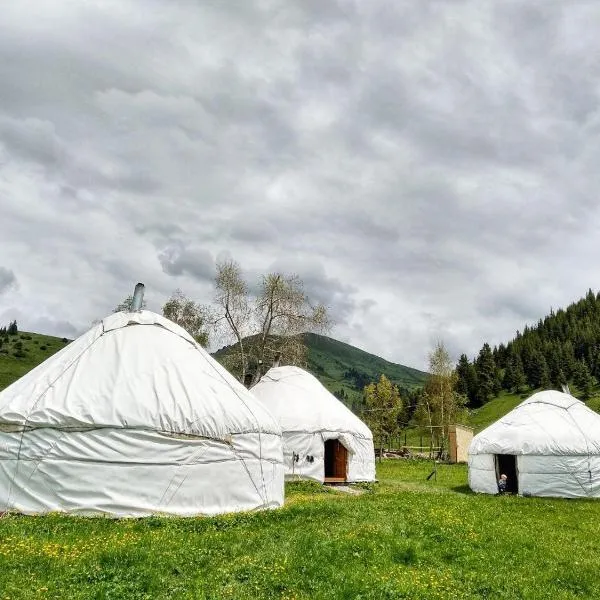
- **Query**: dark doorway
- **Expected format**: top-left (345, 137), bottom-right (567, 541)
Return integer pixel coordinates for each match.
top-left (495, 454), bottom-right (518, 494)
top-left (324, 439), bottom-right (348, 483)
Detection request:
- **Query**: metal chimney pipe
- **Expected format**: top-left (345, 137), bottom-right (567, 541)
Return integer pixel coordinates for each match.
top-left (130, 283), bottom-right (145, 312)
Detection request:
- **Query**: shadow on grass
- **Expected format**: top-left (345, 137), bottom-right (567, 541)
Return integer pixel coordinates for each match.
top-left (451, 484), bottom-right (475, 495)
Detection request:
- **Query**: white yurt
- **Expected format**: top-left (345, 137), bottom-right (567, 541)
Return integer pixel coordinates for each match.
top-left (0, 285), bottom-right (284, 517)
top-left (250, 365), bottom-right (375, 483)
top-left (468, 390), bottom-right (600, 498)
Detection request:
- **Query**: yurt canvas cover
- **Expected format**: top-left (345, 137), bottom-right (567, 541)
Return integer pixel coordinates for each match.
top-left (251, 366), bottom-right (375, 483)
top-left (0, 310), bottom-right (284, 517)
top-left (469, 390), bottom-right (600, 498)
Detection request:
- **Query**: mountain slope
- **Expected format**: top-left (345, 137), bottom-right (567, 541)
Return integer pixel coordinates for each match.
top-left (215, 332), bottom-right (426, 410)
top-left (305, 333), bottom-right (426, 401)
top-left (457, 288), bottom-right (600, 409)
top-left (0, 332), bottom-right (69, 391)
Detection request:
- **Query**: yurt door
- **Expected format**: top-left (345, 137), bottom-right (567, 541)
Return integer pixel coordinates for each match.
top-left (495, 455), bottom-right (518, 494)
top-left (324, 439), bottom-right (348, 483)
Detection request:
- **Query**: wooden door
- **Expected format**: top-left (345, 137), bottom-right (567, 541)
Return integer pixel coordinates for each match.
top-left (324, 439), bottom-right (348, 482)
top-left (334, 441), bottom-right (348, 479)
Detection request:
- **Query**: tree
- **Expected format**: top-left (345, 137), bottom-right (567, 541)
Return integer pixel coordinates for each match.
top-left (162, 289), bottom-right (210, 347)
top-left (573, 360), bottom-right (595, 400)
top-left (113, 295), bottom-right (147, 313)
top-left (418, 341), bottom-right (468, 457)
top-left (211, 261), bottom-right (330, 384)
top-left (475, 343), bottom-right (497, 406)
top-left (455, 354), bottom-right (478, 406)
top-left (213, 260), bottom-right (252, 383)
top-left (529, 351), bottom-right (550, 389)
top-left (249, 273), bottom-right (329, 384)
top-left (7, 320), bottom-right (18, 335)
top-left (512, 355), bottom-right (527, 394)
top-left (363, 374), bottom-right (402, 462)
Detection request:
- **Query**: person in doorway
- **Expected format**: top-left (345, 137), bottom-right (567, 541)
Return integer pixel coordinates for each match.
top-left (498, 473), bottom-right (507, 494)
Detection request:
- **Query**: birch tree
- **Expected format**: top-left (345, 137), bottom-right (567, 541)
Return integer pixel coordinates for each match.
top-left (416, 341), bottom-right (468, 456)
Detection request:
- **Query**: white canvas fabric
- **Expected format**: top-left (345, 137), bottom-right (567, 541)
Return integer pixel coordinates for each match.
top-left (250, 366), bottom-right (376, 482)
top-left (468, 390), bottom-right (600, 498)
top-left (0, 311), bottom-right (284, 517)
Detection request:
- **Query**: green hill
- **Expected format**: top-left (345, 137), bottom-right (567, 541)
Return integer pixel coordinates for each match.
top-left (213, 332), bottom-right (427, 409)
top-left (304, 333), bottom-right (426, 407)
top-left (0, 331), bottom-right (70, 391)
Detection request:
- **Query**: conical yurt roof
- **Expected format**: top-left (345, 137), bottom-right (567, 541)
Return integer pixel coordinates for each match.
top-left (0, 310), bottom-right (281, 439)
top-left (469, 390), bottom-right (600, 456)
top-left (251, 365), bottom-right (372, 438)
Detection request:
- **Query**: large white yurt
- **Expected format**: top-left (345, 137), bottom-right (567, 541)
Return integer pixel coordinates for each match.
top-left (250, 365), bottom-right (376, 483)
top-left (0, 286), bottom-right (284, 517)
top-left (468, 390), bottom-right (600, 498)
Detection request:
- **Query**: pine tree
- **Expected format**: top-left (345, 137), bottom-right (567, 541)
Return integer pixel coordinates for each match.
top-left (513, 356), bottom-right (527, 393)
top-left (455, 354), bottom-right (478, 406)
top-left (502, 359), bottom-right (515, 391)
top-left (573, 360), bottom-right (595, 400)
top-left (7, 320), bottom-right (17, 335)
top-left (475, 343), bottom-right (497, 405)
top-left (528, 351), bottom-right (550, 389)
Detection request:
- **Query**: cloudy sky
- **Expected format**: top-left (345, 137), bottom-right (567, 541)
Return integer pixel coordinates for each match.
top-left (1, 0), bottom-right (600, 370)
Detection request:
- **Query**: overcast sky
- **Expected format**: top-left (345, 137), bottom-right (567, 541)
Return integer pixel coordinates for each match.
top-left (1, 1), bottom-right (600, 370)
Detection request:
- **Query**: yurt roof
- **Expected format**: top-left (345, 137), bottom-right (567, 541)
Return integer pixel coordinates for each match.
top-left (0, 310), bottom-right (280, 439)
top-left (469, 390), bottom-right (600, 456)
top-left (251, 365), bottom-right (372, 439)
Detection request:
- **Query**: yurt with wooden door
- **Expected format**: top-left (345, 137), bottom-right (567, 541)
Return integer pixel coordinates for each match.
top-left (468, 390), bottom-right (600, 498)
top-left (0, 284), bottom-right (284, 517)
top-left (250, 365), bottom-right (376, 483)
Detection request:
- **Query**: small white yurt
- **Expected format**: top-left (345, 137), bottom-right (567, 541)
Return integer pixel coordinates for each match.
top-left (250, 365), bottom-right (376, 483)
top-left (0, 285), bottom-right (284, 517)
top-left (469, 390), bottom-right (600, 498)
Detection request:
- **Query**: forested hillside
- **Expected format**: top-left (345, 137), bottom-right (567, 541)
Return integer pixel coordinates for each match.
top-left (457, 289), bottom-right (600, 407)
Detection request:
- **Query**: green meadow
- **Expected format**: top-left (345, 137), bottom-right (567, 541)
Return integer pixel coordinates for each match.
top-left (1, 460), bottom-right (598, 600)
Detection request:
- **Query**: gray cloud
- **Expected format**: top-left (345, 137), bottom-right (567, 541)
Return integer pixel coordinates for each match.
top-left (0, 268), bottom-right (17, 295)
top-left (158, 243), bottom-right (215, 282)
top-left (1, 0), bottom-right (600, 369)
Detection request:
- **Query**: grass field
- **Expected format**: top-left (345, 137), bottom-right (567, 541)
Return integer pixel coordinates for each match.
top-left (1, 460), bottom-right (599, 600)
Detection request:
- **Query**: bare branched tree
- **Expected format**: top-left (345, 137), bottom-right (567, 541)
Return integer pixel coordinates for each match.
top-left (212, 262), bottom-right (330, 384)
top-left (213, 260), bottom-right (252, 381)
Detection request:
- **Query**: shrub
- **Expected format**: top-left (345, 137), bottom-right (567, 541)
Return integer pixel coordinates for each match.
top-left (62, 338), bottom-right (69, 344)
top-left (40, 345), bottom-right (47, 351)
top-left (13, 350), bottom-right (26, 359)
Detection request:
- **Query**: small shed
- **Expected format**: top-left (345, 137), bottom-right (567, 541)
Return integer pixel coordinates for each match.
top-left (448, 424), bottom-right (473, 463)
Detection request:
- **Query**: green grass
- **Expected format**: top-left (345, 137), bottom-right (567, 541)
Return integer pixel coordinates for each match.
top-left (1, 460), bottom-right (599, 599)
top-left (0, 332), bottom-right (70, 392)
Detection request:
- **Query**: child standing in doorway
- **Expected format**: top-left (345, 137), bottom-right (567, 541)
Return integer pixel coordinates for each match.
top-left (498, 473), bottom-right (508, 494)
